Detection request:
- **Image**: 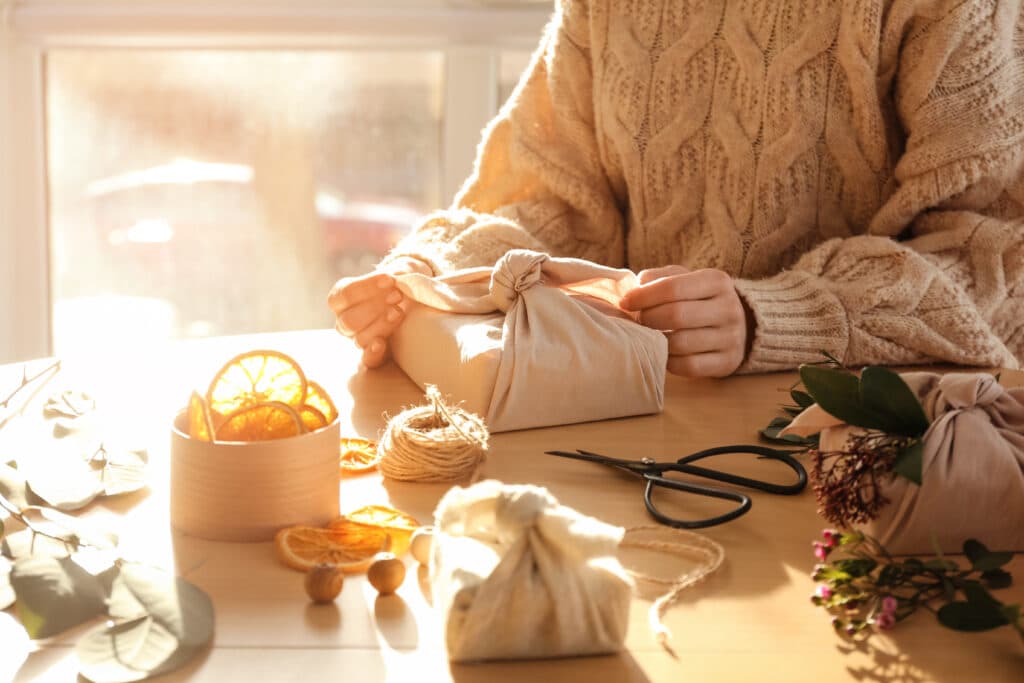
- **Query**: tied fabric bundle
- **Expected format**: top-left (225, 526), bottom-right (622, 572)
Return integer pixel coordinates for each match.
top-left (430, 480), bottom-right (633, 662)
top-left (390, 250), bottom-right (668, 432)
top-left (786, 372), bottom-right (1024, 554)
top-left (870, 373), bottom-right (1024, 553)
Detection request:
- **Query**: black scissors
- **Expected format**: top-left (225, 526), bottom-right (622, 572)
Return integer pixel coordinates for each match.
top-left (544, 445), bottom-right (807, 529)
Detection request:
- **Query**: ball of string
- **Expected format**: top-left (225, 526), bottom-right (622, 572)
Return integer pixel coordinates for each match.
top-left (377, 385), bottom-right (489, 482)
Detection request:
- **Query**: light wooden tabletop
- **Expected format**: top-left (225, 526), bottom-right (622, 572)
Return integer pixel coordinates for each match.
top-left (2, 329), bottom-right (1022, 683)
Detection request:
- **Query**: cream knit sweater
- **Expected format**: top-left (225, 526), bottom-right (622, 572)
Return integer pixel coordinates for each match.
top-left (385, 0), bottom-right (1024, 373)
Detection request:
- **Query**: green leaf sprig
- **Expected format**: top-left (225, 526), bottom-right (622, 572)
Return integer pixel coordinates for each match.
top-left (811, 530), bottom-right (1022, 642)
top-left (760, 351), bottom-right (843, 447)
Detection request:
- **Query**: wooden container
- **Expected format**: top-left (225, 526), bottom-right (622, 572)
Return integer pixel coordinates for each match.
top-left (170, 411), bottom-right (340, 542)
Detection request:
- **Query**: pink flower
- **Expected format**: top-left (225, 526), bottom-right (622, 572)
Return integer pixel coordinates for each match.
top-left (822, 529), bottom-right (839, 548)
top-left (815, 584), bottom-right (833, 600)
top-left (874, 612), bottom-right (896, 630)
top-left (881, 596), bottom-right (898, 615)
top-left (813, 542), bottom-right (828, 561)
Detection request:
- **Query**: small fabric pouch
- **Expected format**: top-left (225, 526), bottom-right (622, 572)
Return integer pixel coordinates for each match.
top-left (390, 249), bottom-right (668, 432)
top-left (868, 372), bottom-right (1024, 553)
top-left (430, 480), bottom-right (634, 662)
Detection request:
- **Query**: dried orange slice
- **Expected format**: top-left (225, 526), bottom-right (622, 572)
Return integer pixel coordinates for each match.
top-left (305, 380), bottom-right (338, 424)
top-left (328, 504), bottom-right (420, 556)
top-left (216, 401), bottom-right (303, 442)
top-left (339, 437), bottom-right (381, 474)
top-left (298, 405), bottom-right (328, 433)
top-left (187, 390), bottom-right (214, 441)
top-left (274, 526), bottom-right (383, 573)
top-left (206, 350), bottom-right (308, 418)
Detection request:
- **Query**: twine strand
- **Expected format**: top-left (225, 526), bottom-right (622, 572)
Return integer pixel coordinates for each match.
top-left (620, 525), bottom-right (725, 656)
top-left (378, 386), bottom-right (489, 482)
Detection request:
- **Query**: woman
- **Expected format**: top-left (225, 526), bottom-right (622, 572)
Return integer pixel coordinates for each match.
top-left (329, 0), bottom-right (1024, 378)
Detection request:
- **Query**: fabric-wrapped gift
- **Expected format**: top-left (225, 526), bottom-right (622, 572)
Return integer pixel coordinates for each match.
top-left (784, 371), bottom-right (1024, 553)
top-left (867, 372), bottom-right (1024, 553)
top-left (429, 480), bottom-right (634, 662)
top-left (390, 249), bottom-right (668, 432)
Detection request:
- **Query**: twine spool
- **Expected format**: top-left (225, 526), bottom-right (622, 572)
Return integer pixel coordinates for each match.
top-left (378, 385), bottom-right (489, 482)
top-left (620, 525), bottom-right (725, 656)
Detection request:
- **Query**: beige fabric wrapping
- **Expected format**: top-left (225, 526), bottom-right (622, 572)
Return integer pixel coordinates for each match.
top-left (430, 480), bottom-right (633, 662)
top-left (867, 373), bottom-right (1024, 554)
top-left (390, 249), bottom-right (668, 432)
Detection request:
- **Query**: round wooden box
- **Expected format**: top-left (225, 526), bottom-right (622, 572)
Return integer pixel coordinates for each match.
top-left (170, 411), bottom-right (340, 542)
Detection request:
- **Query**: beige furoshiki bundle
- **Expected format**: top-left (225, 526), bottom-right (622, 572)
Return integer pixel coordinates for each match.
top-left (429, 481), bottom-right (633, 662)
top-left (785, 371), bottom-right (1024, 554)
top-left (870, 372), bottom-right (1024, 553)
top-left (428, 480), bottom-right (725, 662)
top-left (389, 249), bottom-right (668, 433)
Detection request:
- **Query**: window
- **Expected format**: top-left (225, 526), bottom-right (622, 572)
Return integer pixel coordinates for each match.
top-left (0, 0), bottom-right (551, 362)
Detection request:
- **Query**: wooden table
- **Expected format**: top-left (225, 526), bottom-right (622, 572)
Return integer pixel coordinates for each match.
top-left (2, 329), bottom-right (1022, 682)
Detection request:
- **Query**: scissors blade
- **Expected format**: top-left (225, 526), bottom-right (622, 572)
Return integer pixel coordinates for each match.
top-left (543, 449), bottom-right (650, 473)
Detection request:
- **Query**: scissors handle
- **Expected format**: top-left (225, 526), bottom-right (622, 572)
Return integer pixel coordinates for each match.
top-left (674, 445), bottom-right (807, 495)
top-left (642, 475), bottom-right (751, 529)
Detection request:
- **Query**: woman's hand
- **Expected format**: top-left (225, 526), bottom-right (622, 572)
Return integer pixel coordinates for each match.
top-left (327, 257), bottom-right (431, 368)
top-left (620, 266), bottom-right (752, 377)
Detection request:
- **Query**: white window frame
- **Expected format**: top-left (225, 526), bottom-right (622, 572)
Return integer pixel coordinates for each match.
top-left (0, 0), bottom-right (549, 363)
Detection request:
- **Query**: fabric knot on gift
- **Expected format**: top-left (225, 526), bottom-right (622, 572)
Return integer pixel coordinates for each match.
top-left (391, 250), bottom-right (668, 432)
top-left (489, 250), bottom-right (548, 312)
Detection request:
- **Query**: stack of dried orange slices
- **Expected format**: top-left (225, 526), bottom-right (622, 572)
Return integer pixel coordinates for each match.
top-left (186, 349), bottom-right (339, 442)
top-left (275, 504), bottom-right (421, 572)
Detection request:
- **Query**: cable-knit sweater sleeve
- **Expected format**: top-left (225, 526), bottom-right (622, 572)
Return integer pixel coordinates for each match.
top-left (381, 0), bottom-right (624, 274)
top-left (735, 0), bottom-right (1024, 373)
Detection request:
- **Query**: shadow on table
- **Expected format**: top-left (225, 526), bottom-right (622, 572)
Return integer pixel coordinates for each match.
top-left (346, 363), bottom-right (421, 438)
top-left (449, 651), bottom-right (651, 683)
top-left (834, 628), bottom-right (1024, 683)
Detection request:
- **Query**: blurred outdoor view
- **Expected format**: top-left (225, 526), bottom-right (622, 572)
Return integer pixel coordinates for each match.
top-left (47, 48), bottom-right (532, 355)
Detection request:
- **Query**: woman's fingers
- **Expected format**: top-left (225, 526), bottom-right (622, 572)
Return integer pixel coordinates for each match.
top-left (360, 338), bottom-right (390, 368)
top-left (622, 268), bottom-right (729, 311)
top-left (665, 327), bottom-right (737, 356)
top-left (638, 294), bottom-right (741, 330)
top-left (354, 306), bottom-right (405, 350)
top-left (636, 264), bottom-right (689, 285)
top-left (666, 351), bottom-right (737, 378)
top-left (327, 272), bottom-right (395, 317)
top-left (334, 288), bottom-right (403, 337)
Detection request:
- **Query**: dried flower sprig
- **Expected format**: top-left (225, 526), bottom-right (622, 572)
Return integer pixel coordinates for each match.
top-left (812, 432), bottom-right (917, 528)
top-left (811, 529), bottom-right (1022, 642)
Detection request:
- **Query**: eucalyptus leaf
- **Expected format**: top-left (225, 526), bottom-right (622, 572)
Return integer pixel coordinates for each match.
top-left (9, 555), bottom-right (108, 638)
top-left (20, 448), bottom-right (103, 511)
top-left (799, 365), bottom-right (888, 430)
top-left (0, 463), bottom-right (32, 511)
top-left (96, 448), bottom-right (148, 498)
top-left (77, 564), bottom-right (214, 683)
top-left (892, 440), bottom-right (924, 485)
top-left (43, 390), bottom-right (96, 419)
top-left (859, 367), bottom-right (930, 437)
top-left (18, 506), bottom-right (118, 552)
top-left (0, 557), bottom-right (13, 610)
top-left (2, 528), bottom-right (73, 560)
